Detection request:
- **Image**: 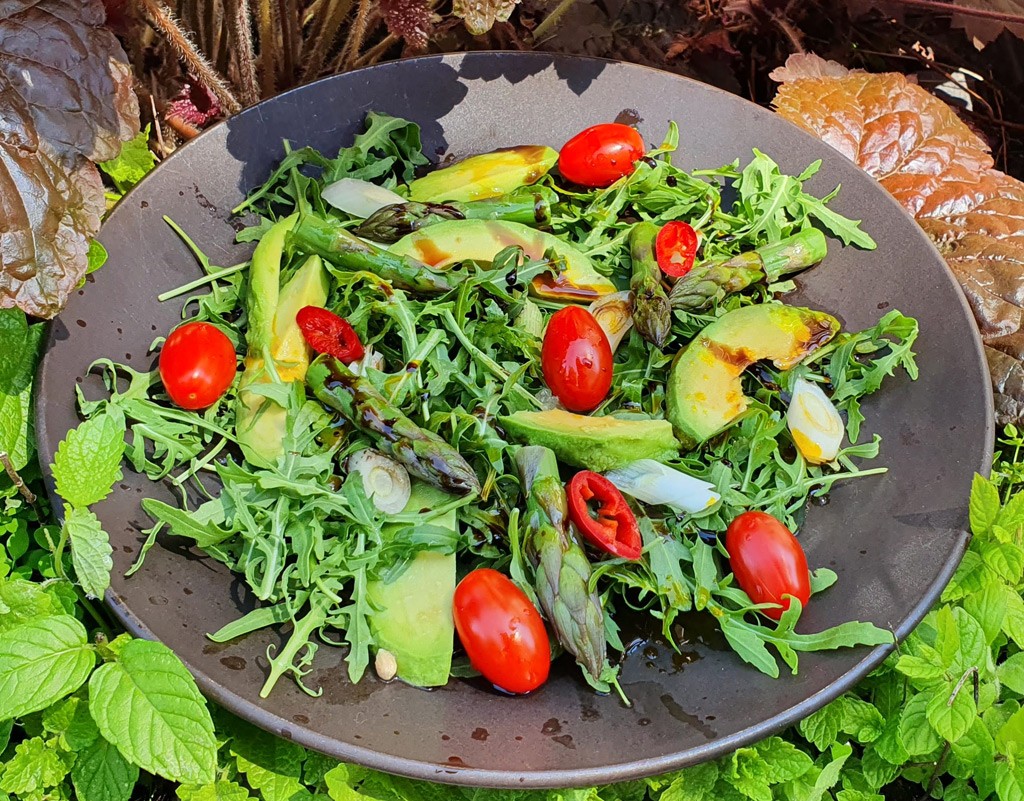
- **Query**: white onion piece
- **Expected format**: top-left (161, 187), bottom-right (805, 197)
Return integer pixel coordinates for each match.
top-left (588, 290), bottom-right (634, 352)
top-left (349, 346), bottom-right (385, 377)
top-left (787, 377), bottom-right (844, 464)
top-left (347, 450), bottom-right (411, 514)
top-left (321, 178), bottom-right (405, 218)
top-left (604, 459), bottom-right (720, 513)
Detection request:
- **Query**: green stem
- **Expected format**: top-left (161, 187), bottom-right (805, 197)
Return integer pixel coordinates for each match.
top-left (158, 263), bottom-right (249, 301)
top-left (260, 594), bottom-right (329, 698)
top-left (756, 467), bottom-right (888, 508)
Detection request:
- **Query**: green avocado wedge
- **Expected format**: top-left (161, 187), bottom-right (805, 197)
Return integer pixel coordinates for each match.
top-left (390, 219), bottom-right (617, 302)
top-left (666, 303), bottom-right (840, 448)
top-left (408, 145), bottom-right (558, 203)
top-left (500, 409), bottom-right (679, 471)
top-left (367, 482), bottom-right (458, 688)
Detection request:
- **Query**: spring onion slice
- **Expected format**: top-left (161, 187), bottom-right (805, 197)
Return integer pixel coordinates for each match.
top-left (588, 290), bottom-right (634, 353)
top-left (347, 449), bottom-right (412, 515)
top-left (787, 377), bottom-right (844, 464)
top-left (604, 459), bottom-right (720, 513)
top-left (322, 178), bottom-right (405, 219)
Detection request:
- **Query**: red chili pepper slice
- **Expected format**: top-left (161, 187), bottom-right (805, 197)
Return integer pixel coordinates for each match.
top-left (566, 471), bottom-right (642, 561)
top-left (296, 306), bottom-right (365, 364)
top-left (656, 221), bottom-right (699, 278)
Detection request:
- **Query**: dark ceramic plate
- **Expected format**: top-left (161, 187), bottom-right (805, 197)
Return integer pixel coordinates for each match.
top-left (36, 52), bottom-right (993, 788)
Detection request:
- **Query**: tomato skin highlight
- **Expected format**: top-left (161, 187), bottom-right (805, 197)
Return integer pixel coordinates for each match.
top-left (541, 306), bottom-right (613, 412)
top-left (725, 511), bottom-right (811, 621)
top-left (296, 306), bottom-right (365, 363)
top-left (567, 471), bottom-right (642, 561)
top-left (656, 221), bottom-right (699, 278)
top-left (453, 569), bottom-right (550, 694)
top-left (159, 322), bottom-right (237, 410)
top-left (558, 123), bottom-right (646, 188)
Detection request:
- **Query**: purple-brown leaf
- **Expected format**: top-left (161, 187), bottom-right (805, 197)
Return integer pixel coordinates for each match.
top-left (0, 0), bottom-right (139, 318)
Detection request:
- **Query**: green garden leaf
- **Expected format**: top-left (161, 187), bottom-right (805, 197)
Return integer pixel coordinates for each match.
top-left (895, 654), bottom-right (944, 682)
top-left (72, 736), bottom-right (140, 801)
top-left (836, 696), bottom-right (885, 743)
top-left (0, 318), bottom-right (44, 469)
top-left (754, 737), bottom-right (814, 781)
top-left (51, 406), bottom-right (126, 508)
top-left (231, 725), bottom-right (308, 801)
top-left (63, 506), bottom-right (112, 599)
top-left (798, 700), bottom-right (842, 750)
top-left (87, 240), bottom-right (109, 274)
top-left (660, 763), bottom-right (719, 801)
top-left (943, 780), bottom-right (979, 801)
top-left (997, 706), bottom-right (1024, 752)
top-left (872, 717), bottom-right (910, 766)
top-left (804, 742), bottom-right (853, 801)
top-left (926, 682), bottom-right (977, 743)
top-left (0, 576), bottom-right (60, 633)
top-left (43, 694), bottom-right (100, 749)
top-left (859, 744), bottom-right (901, 790)
top-left (89, 638), bottom-right (217, 784)
top-left (0, 614), bottom-right (94, 719)
top-left (899, 691), bottom-right (944, 756)
top-left (936, 606), bottom-right (961, 669)
top-left (0, 736), bottom-right (73, 794)
top-left (949, 718), bottom-right (995, 780)
top-left (965, 582), bottom-right (1008, 645)
top-left (970, 473), bottom-right (1001, 536)
top-left (1004, 589), bottom-right (1024, 649)
top-left (98, 127), bottom-right (156, 193)
top-left (177, 782), bottom-right (255, 801)
top-left (995, 759), bottom-right (1024, 801)
top-left (979, 540), bottom-right (1024, 585)
top-left (836, 790), bottom-right (883, 801)
top-left (1000, 652), bottom-right (1024, 695)
top-left (951, 607), bottom-right (989, 677)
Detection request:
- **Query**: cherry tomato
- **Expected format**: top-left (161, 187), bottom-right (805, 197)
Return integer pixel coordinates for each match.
top-left (567, 471), bottom-right (642, 561)
top-left (158, 322), bottom-right (237, 410)
top-left (725, 511), bottom-right (811, 621)
top-left (656, 221), bottom-right (699, 278)
top-left (296, 306), bottom-right (365, 363)
top-left (453, 569), bottom-right (550, 694)
top-left (558, 123), bottom-right (646, 188)
top-left (541, 306), bottom-right (613, 412)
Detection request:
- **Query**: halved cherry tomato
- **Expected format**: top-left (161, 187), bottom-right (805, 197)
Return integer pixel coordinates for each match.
top-left (541, 306), bottom-right (613, 412)
top-left (159, 321), bottom-right (237, 410)
top-left (567, 471), bottom-right (642, 561)
top-left (453, 569), bottom-right (550, 694)
top-left (558, 123), bottom-right (646, 188)
top-left (656, 221), bottom-right (699, 277)
top-left (725, 511), bottom-right (811, 621)
top-left (296, 306), bottom-right (365, 364)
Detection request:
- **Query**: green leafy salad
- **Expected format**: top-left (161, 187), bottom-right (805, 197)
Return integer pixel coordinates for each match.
top-left (77, 113), bottom-right (919, 700)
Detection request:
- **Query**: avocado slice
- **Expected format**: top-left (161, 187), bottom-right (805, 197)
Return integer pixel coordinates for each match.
top-left (666, 303), bottom-right (840, 447)
top-left (408, 145), bottom-right (558, 203)
top-left (390, 219), bottom-right (617, 302)
top-left (236, 249), bottom-right (329, 467)
top-left (501, 409), bottom-right (679, 471)
top-left (367, 482), bottom-right (457, 687)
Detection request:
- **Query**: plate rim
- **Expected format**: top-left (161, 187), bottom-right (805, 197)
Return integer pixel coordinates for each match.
top-left (36, 50), bottom-right (996, 788)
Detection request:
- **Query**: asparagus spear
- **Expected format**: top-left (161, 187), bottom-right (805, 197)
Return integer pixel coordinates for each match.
top-left (354, 187), bottom-right (556, 243)
top-left (307, 356), bottom-right (480, 496)
top-left (290, 213), bottom-right (453, 295)
top-left (628, 222), bottom-right (673, 349)
top-left (669, 228), bottom-right (828, 311)
top-left (515, 445), bottom-right (607, 685)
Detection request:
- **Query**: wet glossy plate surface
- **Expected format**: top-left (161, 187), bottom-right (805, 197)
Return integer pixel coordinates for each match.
top-left (36, 52), bottom-right (993, 788)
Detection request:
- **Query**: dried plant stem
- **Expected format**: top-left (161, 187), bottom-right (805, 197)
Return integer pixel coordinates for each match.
top-left (149, 94), bottom-right (169, 157)
top-left (339, 0), bottom-right (374, 71)
top-left (137, 0), bottom-right (241, 113)
top-left (303, 0), bottom-right (356, 80)
top-left (277, 0), bottom-right (300, 87)
top-left (533, 0), bottom-right (580, 41)
top-left (889, 0), bottom-right (1024, 23)
top-left (257, 0), bottom-right (277, 96)
top-left (769, 9), bottom-right (805, 53)
top-left (0, 452), bottom-right (36, 505)
top-left (227, 0), bottom-right (260, 106)
top-left (354, 33), bottom-right (400, 67)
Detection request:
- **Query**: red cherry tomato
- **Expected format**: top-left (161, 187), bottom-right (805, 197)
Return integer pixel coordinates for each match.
top-left (725, 511), bottom-right (811, 621)
top-left (541, 306), bottom-right (613, 412)
top-left (158, 322), bottom-right (237, 410)
top-left (656, 222), bottom-right (699, 277)
top-left (558, 123), bottom-right (646, 188)
top-left (296, 306), bottom-right (365, 364)
top-left (567, 471), bottom-right (642, 561)
top-left (453, 569), bottom-right (550, 694)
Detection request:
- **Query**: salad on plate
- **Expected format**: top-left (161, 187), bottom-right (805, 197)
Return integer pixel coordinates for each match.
top-left (79, 114), bottom-right (918, 701)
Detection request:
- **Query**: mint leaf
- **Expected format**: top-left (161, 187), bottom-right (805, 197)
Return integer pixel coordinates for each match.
top-left (230, 725), bottom-right (308, 801)
top-left (899, 691), bottom-right (943, 756)
top-left (0, 317), bottom-right (44, 470)
top-left (978, 540), bottom-right (1024, 585)
top-left (0, 614), bottom-right (95, 719)
top-left (99, 127), bottom-right (157, 193)
top-left (43, 695), bottom-right (99, 749)
top-left (1000, 652), bottom-right (1024, 694)
top-left (1004, 588), bottom-right (1024, 649)
top-left (995, 759), bottom-right (1024, 801)
top-left (0, 577), bottom-right (60, 633)
top-left (997, 707), bottom-right (1024, 752)
top-left (89, 638), bottom-right (217, 784)
top-left (996, 487), bottom-right (1024, 534)
top-left (0, 736), bottom-right (73, 794)
top-left (949, 718), bottom-right (995, 780)
top-left (873, 717), bottom-right (909, 765)
top-left (936, 606), bottom-right (961, 669)
top-left (964, 583), bottom-right (1008, 645)
top-left (950, 607), bottom-right (988, 677)
top-left (804, 742), bottom-right (853, 801)
top-left (836, 696), bottom-right (885, 743)
top-left (969, 474), bottom-right (1000, 536)
top-left (926, 682), bottom-right (977, 743)
top-left (51, 407), bottom-right (125, 508)
top-left (64, 506), bottom-right (113, 599)
top-left (177, 782), bottom-right (255, 801)
top-left (836, 790), bottom-right (883, 801)
top-left (943, 780), bottom-right (979, 801)
top-left (87, 240), bottom-right (109, 274)
top-left (860, 744), bottom-right (900, 790)
top-left (895, 654), bottom-right (944, 682)
top-left (72, 737), bottom-right (140, 801)
top-left (798, 700), bottom-right (843, 750)
top-left (661, 763), bottom-right (719, 801)
top-left (754, 737), bottom-right (813, 781)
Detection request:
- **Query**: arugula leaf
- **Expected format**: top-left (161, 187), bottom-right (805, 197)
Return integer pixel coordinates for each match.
top-left (88, 639), bottom-right (217, 784)
top-left (0, 615), bottom-right (95, 719)
top-left (71, 737), bottom-right (140, 801)
top-left (51, 406), bottom-right (126, 508)
top-left (64, 506), bottom-right (113, 599)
